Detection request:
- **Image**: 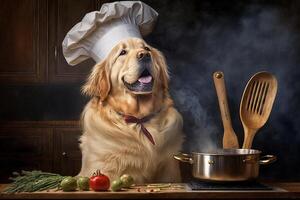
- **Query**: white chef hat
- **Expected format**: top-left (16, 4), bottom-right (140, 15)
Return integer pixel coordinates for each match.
top-left (62, 1), bottom-right (158, 66)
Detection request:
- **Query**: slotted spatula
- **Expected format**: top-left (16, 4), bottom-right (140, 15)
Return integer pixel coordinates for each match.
top-left (240, 71), bottom-right (278, 149)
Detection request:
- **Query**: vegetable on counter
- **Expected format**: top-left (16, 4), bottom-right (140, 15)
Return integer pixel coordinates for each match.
top-left (4, 170), bottom-right (135, 193)
top-left (3, 170), bottom-right (66, 193)
top-left (111, 174), bottom-right (134, 191)
top-left (60, 176), bottom-right (77, 192)
top-left (111, 179), bottom-right (123, 191)
top-left (77, 176), bottom-right (90, 191)
top-left (89, 170), bottom-right (110, 191)
top-left (120, 174), bottom-right (134, 188)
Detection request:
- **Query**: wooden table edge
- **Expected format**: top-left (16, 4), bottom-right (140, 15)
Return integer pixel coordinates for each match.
top-left (0, 182), bottom-right (299, 199)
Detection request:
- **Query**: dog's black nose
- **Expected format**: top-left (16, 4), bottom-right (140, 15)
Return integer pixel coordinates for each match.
top-left (137, 50), bottom-right (150, 61)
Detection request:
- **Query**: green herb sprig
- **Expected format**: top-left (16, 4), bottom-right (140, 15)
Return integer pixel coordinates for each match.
top-left (4, 170), bottom-right (66, 193)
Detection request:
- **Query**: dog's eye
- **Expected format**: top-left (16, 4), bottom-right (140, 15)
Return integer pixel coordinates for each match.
top-left (119, 49), bottom-right (127, 56)
top-left (144, 46), bottom-right (151, 51)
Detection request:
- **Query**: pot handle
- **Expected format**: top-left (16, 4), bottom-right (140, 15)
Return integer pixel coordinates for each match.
top-left (259, 155), bottom-right (277, 165)
top-left (173, 152), bottom-right (193, 164)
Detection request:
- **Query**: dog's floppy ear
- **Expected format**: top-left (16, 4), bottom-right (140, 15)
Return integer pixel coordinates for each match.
top-left (82, 61), bottom-right (111, 101)
top-left (152, 49), bottom-right (170, 94)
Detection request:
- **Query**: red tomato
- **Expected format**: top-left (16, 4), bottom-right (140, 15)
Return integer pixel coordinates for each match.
top-left (89, 170), bottom-right (110, 191)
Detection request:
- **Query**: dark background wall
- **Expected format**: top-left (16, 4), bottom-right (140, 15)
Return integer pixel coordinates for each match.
top-left (1, 0), bottom-right (300, 180)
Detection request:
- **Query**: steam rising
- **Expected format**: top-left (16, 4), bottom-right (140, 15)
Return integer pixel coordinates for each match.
top-left (146, 1), bottom-right (300, 179)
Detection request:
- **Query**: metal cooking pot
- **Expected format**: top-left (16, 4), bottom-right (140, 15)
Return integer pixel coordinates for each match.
top-left (174, 149), bottom-right (276, 182)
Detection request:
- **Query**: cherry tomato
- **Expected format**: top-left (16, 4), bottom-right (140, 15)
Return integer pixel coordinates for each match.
top-left (89, 170), bottom-right (110, 191)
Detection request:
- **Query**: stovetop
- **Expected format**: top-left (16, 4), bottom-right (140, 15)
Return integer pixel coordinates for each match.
top-left (188, 180), bottom-right (273, 190)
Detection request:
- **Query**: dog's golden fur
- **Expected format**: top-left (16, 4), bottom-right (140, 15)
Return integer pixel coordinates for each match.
top-left (79, 38), bottom-right (184, 183)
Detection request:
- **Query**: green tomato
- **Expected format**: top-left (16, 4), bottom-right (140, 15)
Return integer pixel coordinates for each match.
top-left (61, 176), bottom-right (77, 192)
top-left (77, 176), bottom-right (90, 191)
top-left (111, 179), bottom-right (123, 191)
top-left (120, 174), bottom-right (134, 188)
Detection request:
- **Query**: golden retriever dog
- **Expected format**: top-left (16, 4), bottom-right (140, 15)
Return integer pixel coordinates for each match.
top-left (78, 38), bottom-right (184, 183)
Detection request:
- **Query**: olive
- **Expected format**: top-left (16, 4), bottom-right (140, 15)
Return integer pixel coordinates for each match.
top-left (61, 176), bottom-right (77, 192)
top-left (111, 179), bottom-right (123, 191)
top-left (77, 176), bottom-right (90, 191)
top-left (120, 174), bottom-right (134, 188)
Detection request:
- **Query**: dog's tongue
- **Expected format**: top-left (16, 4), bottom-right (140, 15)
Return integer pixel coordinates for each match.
top-left (138, 75), bottom-right (152, 84)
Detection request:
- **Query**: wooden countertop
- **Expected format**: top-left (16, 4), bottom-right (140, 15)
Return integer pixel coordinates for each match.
top-left (0, 182), bottom-right (300, 199)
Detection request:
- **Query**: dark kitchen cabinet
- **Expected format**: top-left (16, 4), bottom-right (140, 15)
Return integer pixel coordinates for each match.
top-left (48, 0), bottom-right (99, 83)
top-left (0, 0), bottom-right (109, 182)
top-left (53, 128), bottom-right (82, 176)
top-left (0, 127), bottom-right (53, 182)
top-left (0, 0), bottom-right (110, 84)
top-left (0, 121), bottom-right (82, 182)
top-left (0, 0), bottom-right (47, 84)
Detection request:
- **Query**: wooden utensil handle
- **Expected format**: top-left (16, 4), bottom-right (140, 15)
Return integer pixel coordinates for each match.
top-left (242, 127), bottom-right (258, 149)
top-left (213, 71), bottom-right (233, 130)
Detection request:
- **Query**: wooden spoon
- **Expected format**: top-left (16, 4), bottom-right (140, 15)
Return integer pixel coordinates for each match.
top-left (240, 71), bottom-right (278, 149)
top-left (213, 71), bottom-right (239, 149)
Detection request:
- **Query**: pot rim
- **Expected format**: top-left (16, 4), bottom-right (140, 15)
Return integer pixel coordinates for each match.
top-left (191, 148), bottom-right (262, 156)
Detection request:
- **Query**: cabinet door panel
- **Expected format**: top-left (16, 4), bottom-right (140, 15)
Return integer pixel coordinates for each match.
top-left (53, 128), bottom-right (82, 176)
top-left (0, 128), bottom-right (53, 182)
top-left (0, 0), bottom-right (47, 83)
top-left (49, 0), bottom-right (98, 83)
top-left (0, 0), bottom-right (34, 73)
